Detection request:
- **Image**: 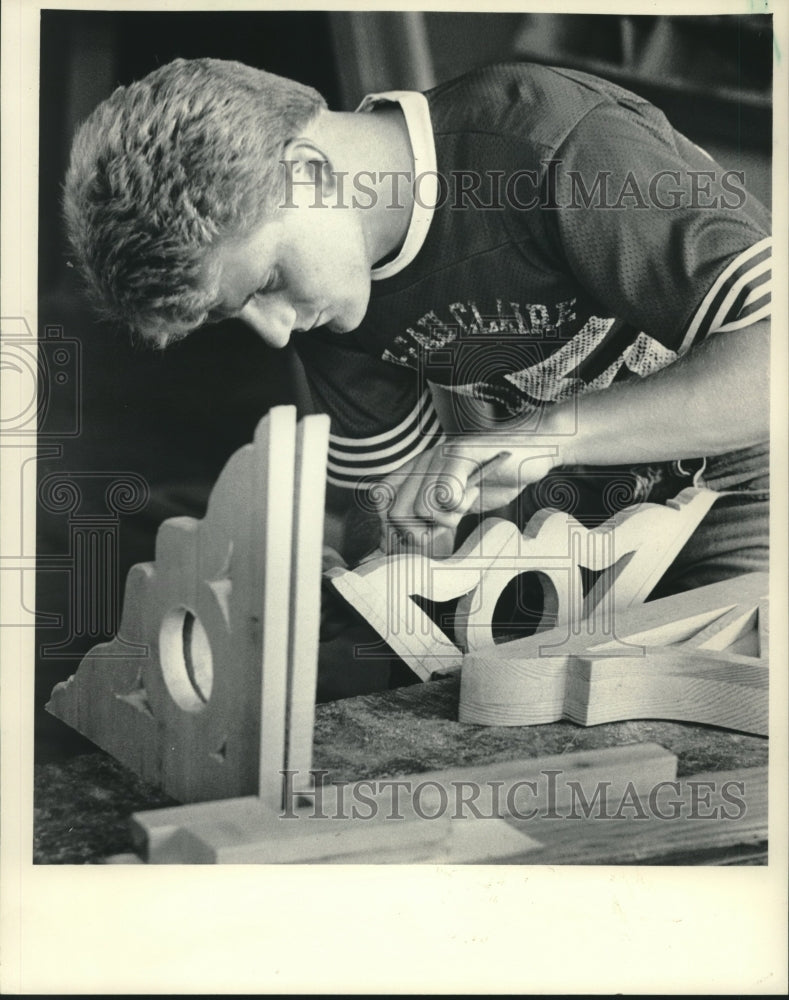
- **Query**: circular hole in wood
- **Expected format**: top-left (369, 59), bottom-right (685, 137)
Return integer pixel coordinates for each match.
top-left (492, 571), bottom-right (559, 643)
top-left (159, 607), bottom-right (214, 711)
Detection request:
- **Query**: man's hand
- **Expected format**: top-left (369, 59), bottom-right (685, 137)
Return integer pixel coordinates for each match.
top-left (378, 436), bottom-right (561, 555)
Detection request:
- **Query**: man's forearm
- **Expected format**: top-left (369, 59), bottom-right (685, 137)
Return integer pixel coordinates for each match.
top-left (377, 321), bottom-right (771, 543)
top-left (545, 321), bottom-right (770, 468)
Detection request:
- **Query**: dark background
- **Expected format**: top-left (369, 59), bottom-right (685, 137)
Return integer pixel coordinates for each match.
top-left (36, 10), bottom-right (773, 762)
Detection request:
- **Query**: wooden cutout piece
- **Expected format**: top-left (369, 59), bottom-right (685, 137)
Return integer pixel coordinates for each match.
top-left (47, 407), bottom-right (328, 805)
top-left (572, 647), bottom-right (767, 734)
top-left (460, 572), bottom-right (768, 735)
top-left (682, 602), bottom-right (759, 652)
top-left (330, 487), bottom-right (718, 680)
top-left (329, 517), bottom-right (533, 679)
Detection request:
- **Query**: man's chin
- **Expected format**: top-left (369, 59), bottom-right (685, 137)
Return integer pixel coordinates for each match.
top-left (326, 313), bottom-right (363, 335)
top-left (323, 290), bottom-right (370, 334)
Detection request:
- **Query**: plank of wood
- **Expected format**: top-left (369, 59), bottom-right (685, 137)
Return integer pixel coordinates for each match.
top-left (130, 796), bottom-right (255, 862)
top-left (492, 766), bottom-right (767, 866)
top-left (460, 572), bottom-right (768, 732)
top-left (284, 415), bottom-right (331, 798)
top-left (131, 742), bottom-right (677, 863)
top-left (164, 803), bottom-right (450, 865)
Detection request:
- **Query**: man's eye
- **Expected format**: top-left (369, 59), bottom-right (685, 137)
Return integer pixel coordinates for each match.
top-left (255, 269), bottom-right (281, 296)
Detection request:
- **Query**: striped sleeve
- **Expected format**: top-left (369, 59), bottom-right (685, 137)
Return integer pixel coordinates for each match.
top-left (326, 389), bottom-right (445, 488)
top-left (678, 237), bottom-right (772, 353)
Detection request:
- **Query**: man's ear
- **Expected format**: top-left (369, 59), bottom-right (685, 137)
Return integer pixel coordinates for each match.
top-left (280, 137), bottom-right (337, 207)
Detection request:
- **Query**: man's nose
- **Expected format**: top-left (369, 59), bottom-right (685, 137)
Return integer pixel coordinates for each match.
top-left (238, 297), bottom-right (296, 349)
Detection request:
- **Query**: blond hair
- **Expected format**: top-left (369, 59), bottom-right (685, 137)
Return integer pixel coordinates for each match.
top-left (63, 58), bottom-right (326, 345)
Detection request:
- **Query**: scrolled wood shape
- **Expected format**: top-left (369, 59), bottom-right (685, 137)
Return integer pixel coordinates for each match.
top-left (329, 487), bottom-right (719, 680)
top-left (460, 572), bottom-right (768, 736)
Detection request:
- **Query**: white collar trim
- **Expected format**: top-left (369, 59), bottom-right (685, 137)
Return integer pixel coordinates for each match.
top-left (355, 90), bottom-right (437, 280)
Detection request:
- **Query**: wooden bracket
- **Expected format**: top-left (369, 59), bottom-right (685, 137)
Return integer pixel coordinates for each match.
top-left (46, 407), bottom-right (330, 805)
top-left (460, 572), bottom-right (768, 735)
top-left (329, 487), bottom-right (719, 679)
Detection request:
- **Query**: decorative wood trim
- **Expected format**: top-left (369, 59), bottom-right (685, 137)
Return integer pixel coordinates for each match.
top-left (46, 408), bottom-right (328, 805)
top-left (330, 487), bottom-right (719, 679)
top-left (460, 572), bottom-right (768, 735)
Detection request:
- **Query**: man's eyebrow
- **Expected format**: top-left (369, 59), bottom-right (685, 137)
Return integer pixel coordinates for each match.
top-left (208, 265), bottom-right (274, 321)
top-left (207, 291), bottom-right (255, 322)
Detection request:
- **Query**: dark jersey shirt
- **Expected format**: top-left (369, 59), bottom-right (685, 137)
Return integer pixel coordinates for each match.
top-left (292, 63), bottom-right (771, 490)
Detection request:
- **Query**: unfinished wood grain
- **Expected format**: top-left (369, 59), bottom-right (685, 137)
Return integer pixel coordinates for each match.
top-left (460, 572), bottom-right (768, 734)
top-left (285, 415), bottom-right (331, 798)
top-left (328, 517), bottom-right (528, 679)
top-left (131, 742), bottom-right (677, 863)
top-left (330, 487), bottom-right (717, 680)
top-left (496, 765), bottom-right (767, 866)
top-left (579, 487), bottom-right (718, 617)
top-left (573, 648), bottom-right (767, 734)
top-left (254, 409), bottom-right (297, 810)
top-left (46, 407), bottom-right (328, 805)
top-left (758, 597), bottom-right (769, 659)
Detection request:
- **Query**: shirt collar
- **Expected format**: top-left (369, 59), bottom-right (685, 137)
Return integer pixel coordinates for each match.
top-left (355, 90), bottom-right (437, 280)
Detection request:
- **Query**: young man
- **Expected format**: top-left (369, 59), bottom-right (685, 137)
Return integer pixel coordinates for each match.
top-left (65, 57), bottom-right (770, 601)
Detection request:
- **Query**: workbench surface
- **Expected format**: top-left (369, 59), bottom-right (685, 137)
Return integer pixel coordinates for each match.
top-left (34, 675), bottom-right (768, 864)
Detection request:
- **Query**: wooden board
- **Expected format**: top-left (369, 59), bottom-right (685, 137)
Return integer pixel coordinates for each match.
top-left (460, 572), bottom-right (768, 735)
top-left (329, 487), bottom-right (718, 680)
top-left (497, 765), bottom-right (767, 866)
top-left (46, 407), bottom-right (328, 805)
top-left (130, 742), bottom-right (678, 863)
top-left (100, 765), bottom-right (772, 866)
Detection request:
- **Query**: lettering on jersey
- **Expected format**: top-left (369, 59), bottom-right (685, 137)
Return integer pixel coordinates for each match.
top-left (505, 323), bottom-right (676, 405)
top-left (382, 297), bottom-right (578, 367)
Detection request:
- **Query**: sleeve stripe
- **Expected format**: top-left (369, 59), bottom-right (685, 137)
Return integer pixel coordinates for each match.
top-left (327, 428), bottom-right (446, 487)
top-left (708, 256), bottom-right (771, 332)
top-left (679, 237), bottom-right (771, 353)
top-left (326, 391), bottom-right (446, 487)
top-left (329, 410), bottom-right (433, 463)
top-left (721, 268), bottom-right (770, 323)
top-left (714, 301), bottom-right (771, 333)
top-left (329, 415), bottom-right (439, 468)
top-left (328, 389), bottom-right (432, 447)
top-left (732, 292), bottom-right (771, 322)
